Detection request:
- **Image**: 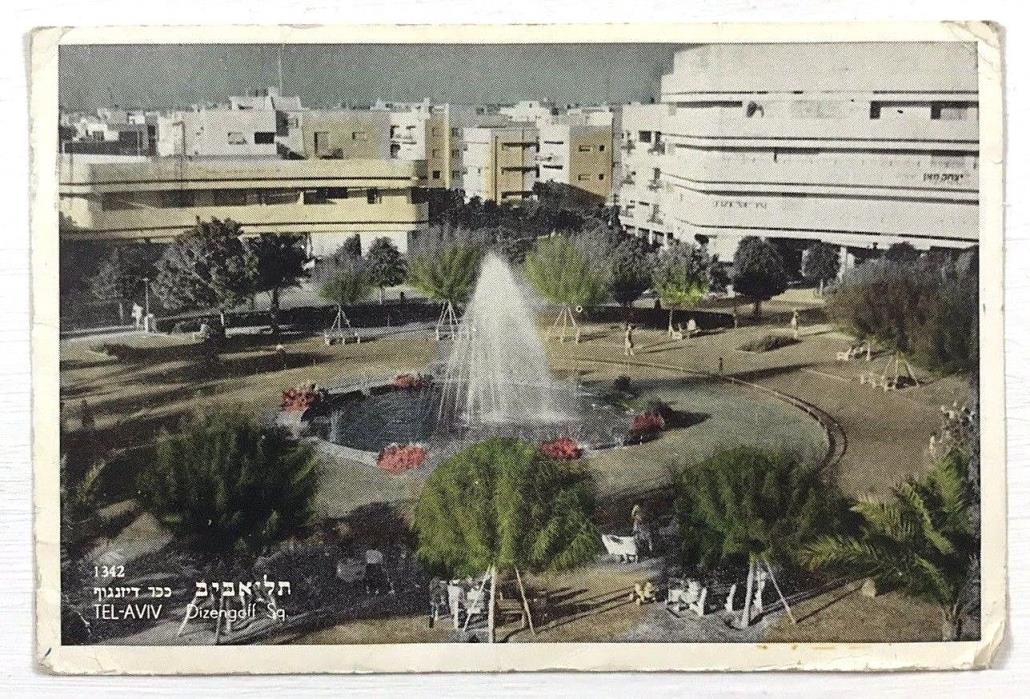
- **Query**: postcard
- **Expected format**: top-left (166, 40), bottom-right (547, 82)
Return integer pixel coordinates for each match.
top-left (31, 21), bottom-right (1004, 673)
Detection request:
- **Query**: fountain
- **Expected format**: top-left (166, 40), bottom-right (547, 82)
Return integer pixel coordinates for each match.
top-left (437, 252), bottom-right (566, 429)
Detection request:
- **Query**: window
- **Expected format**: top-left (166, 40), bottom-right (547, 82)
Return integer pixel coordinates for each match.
top-left (286, 116), bottom-right (300, 128)
top-left (578, 145), bottom-right (593, 153)
top-left (254, 132), bottom-right (275, 144)
top-left (227, 132), bottom-right (247, 145)
top-left (161, 191), bottom-right (194, 208)
top-left (213, 189), bottom-right (247, 206)
top-left (432, 170), bottom-right (441, 180)
top-left (367, 188), bottom-right (382, 204)
top-left (638, 130), bottom-right (653, 143)
top-left (577, 174), bottom-right (591, 182)
top-left (599, 144), bottom-right (605, 152)
top-left (598, 173), bottom-right (605, 180)
top-left (326, 187), bottom-right (349, 199)
top-left (101, 193), bottom-right (139, 210)
top-left (390, 125), bottom-right (400, 137)
top-left (261, 189), bottom-right (297, 205)
top-left (451, 127), bottom-right (460, 137)
top-left (451, 170), bottom-right (461, 179)
top-left (314, 131), bottom-right (331, 155)
top-left (303, 189), bottom-right (328, 205)
top-left (352, 131), bottom-right (368, 141)
top-left (451, 149), bottom-right (460, 157)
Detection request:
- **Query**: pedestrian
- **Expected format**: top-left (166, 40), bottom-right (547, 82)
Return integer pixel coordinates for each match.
top-left (364, 548), bottom-right (386, 595)
top-left (718, 356), bottom-right (724, 374)
top-left (790, 309), bottom-right (800, 340)
top-left (624, 323), bottom-right (636, 357)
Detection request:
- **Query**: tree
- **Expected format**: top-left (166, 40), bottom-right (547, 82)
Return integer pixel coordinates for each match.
top-left (249, 233), bottom-right (307, 334)
top-left (652, 242), bottom-right (714, 332)
top-left (413, 438), bottom-right (601, 642)
top-left (139, 411), bottom-right (319, 557)
top-left (365, 237), bottom-right (407, 304)
top-left (675, 447), bottom-right (841, 628)
top-left (315, 249), bottom-right (373, 308)
top-left (885, 241), bottom-right (921, 264)
top-left (825, 254), bottom-right (977, 374)
top-left (803, 449), bottom-right (978, 640)
top-left (802, 241), bottom-right (841, 295)
top-left (732, 237), bottom-right (789, 318)
top-left (608, 235), bottom-right (656, 308)
top-left (524, 235), bottom-right (610, 342)
top-left (340, 234), bottom-right (363, 259)
top-left (407, 238), bottom-right (484, 308)
top-left (152, 218), bottom-right (256, 326)
top-left (87, 245), bottom-right (155, 324)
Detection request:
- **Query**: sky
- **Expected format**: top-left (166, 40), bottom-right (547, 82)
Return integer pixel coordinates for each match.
top-left (58, 43), bottom-right (683, 111)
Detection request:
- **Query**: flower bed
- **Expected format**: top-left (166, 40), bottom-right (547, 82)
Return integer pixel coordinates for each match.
top-left (391, 373), bottom-right (433, 391)
top-left (376, 444), bottom-right (429, 474)
top-left (627, 411), bottom-right (666, 443)
top-left (539, 436), bottom-right (583, 461)
top-left (281, 386), bottom-right (326, 413)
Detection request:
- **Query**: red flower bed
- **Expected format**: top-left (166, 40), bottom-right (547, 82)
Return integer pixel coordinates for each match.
top-left (376, 444), bottom-right (429, 474)
top-left (539, 436), bottom-right (583, 461)
top-left (629, 411), bottom-right (665, 439)
top-left (281, 386), bottom-right (325, 413)
top-left (391, 373), bottom-right (433, 391)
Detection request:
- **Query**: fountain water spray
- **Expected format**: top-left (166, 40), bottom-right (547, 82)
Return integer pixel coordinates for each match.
top-left (438, 252), bottom-right (567, 430)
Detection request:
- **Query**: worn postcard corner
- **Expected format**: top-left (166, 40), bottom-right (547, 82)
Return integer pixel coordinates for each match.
top-left (31, 21), bottom-right (1004, 674)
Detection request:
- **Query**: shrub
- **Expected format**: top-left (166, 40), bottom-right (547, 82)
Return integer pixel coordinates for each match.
top-left (391, 373), bottom-right (433, 391)
top-left (138, 411), bottom-right (319, 557)
top-left (90, 342), bottom-right (140, 362)
top-left (281, 386), bottom-right (327, 413)
top-left (539, 436), bottom-right (584, 461)
top-left (613, 375), bottom-right (632, 392)
top-left (737, 333), bottom-right (800, 353)
top-left (376, 444), bottom-right (429, 474)
top-left (628, 411), bottom-right (665, 443)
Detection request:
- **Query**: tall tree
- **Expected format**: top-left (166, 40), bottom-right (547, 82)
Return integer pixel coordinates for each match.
top-left (803, 450), bottom-right (978, 640)
top-left (139, 411), bottom-right (319, 557)
top-left (801, 241), bottom-right (841, 296)
top-left (249, 233), bottom-right (308, 334)
top-left (885, 241), bottom-right (921, 264)
top-left (732, 236), bottom-right (789, 318)
top-left (608, 235), bottom-right (656, 308)
top-left (524, 236), bottom-right (609, 306)
top-left (407, 238), bottom-right (484, 309)
top-left (152, 218), bottom-right (256, 327)
top-left (675, 447), bottom-right (841, 628)
top-left (340, 234), bottom-right (363, 259)
top-left (652, 242), bottom-right (714, 331)
top-left (364, 237), bottom-right (407, 304)
top-left (413, 438), bottom-right (601, 642)
top-left (87, 245), bottom-right (155, 324)
top-left (315, 249), bottom-right (373, 308)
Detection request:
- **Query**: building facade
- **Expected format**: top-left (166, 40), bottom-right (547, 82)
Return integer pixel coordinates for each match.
top-left (460, 125), bottom-right (540, 202)
top-left (617, 43), bottom-right (980, 261)
top-left (302, 109), bottom-right (391, 160)
top-left (156, 107), bottom-right (280, 158)
top-left (537, 120), bottom-right (614, 202)
top-left (59, 155), bottom-right (429, 255)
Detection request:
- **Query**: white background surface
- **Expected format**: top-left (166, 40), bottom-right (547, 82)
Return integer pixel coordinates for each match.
top-left (2, 1), bottom-right (1026, 695)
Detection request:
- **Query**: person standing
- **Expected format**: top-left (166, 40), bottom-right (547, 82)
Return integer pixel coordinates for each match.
top-left (790, 309), bottom-right (800, 340)
top-left (624, 323), bottom-right (636, 357)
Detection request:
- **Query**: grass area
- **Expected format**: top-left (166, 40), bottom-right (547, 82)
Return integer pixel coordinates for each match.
top-left (764, 582), bottom-right (944, 643)
top-left (60, 295), bottom-right (973, 645)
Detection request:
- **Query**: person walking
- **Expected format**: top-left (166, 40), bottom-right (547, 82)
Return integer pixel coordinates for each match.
top-left (624, 323), bottom-right (636, 357)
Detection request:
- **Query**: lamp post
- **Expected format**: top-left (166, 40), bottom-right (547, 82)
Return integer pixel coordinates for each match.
top-left (142, 277), bottom-right (150, 332)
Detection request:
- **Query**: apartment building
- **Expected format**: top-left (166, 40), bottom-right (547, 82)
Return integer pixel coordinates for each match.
top-left (500, 100), bottom-right (556, 124)
top-left (617, 43), bottom-right (980, 261)
top-left (303, 109), bottom-right (391, 160)
top-left (59, 155), bottom-right (429, 255)
top-left (60, 110), bottom-right (158, 156)
top-left (156, 107), bottom-right (279, 158)
top-left (537, 120), bottom-right (614, 202)
top-left (460, 125), bottom-right (540, 202)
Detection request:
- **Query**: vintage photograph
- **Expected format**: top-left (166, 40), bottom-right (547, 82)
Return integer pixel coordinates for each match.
top-left (32, 23), bottom-right (1004, 672)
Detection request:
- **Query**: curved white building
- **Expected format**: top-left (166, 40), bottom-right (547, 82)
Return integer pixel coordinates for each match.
top-left (618, 43), bottom-right (979, 260)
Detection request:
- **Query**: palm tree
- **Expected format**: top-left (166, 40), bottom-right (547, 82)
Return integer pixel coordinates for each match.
top-left (676, 447), bottom-right (841, 628)
top-left (803, 450), bottom-right (978, 641)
